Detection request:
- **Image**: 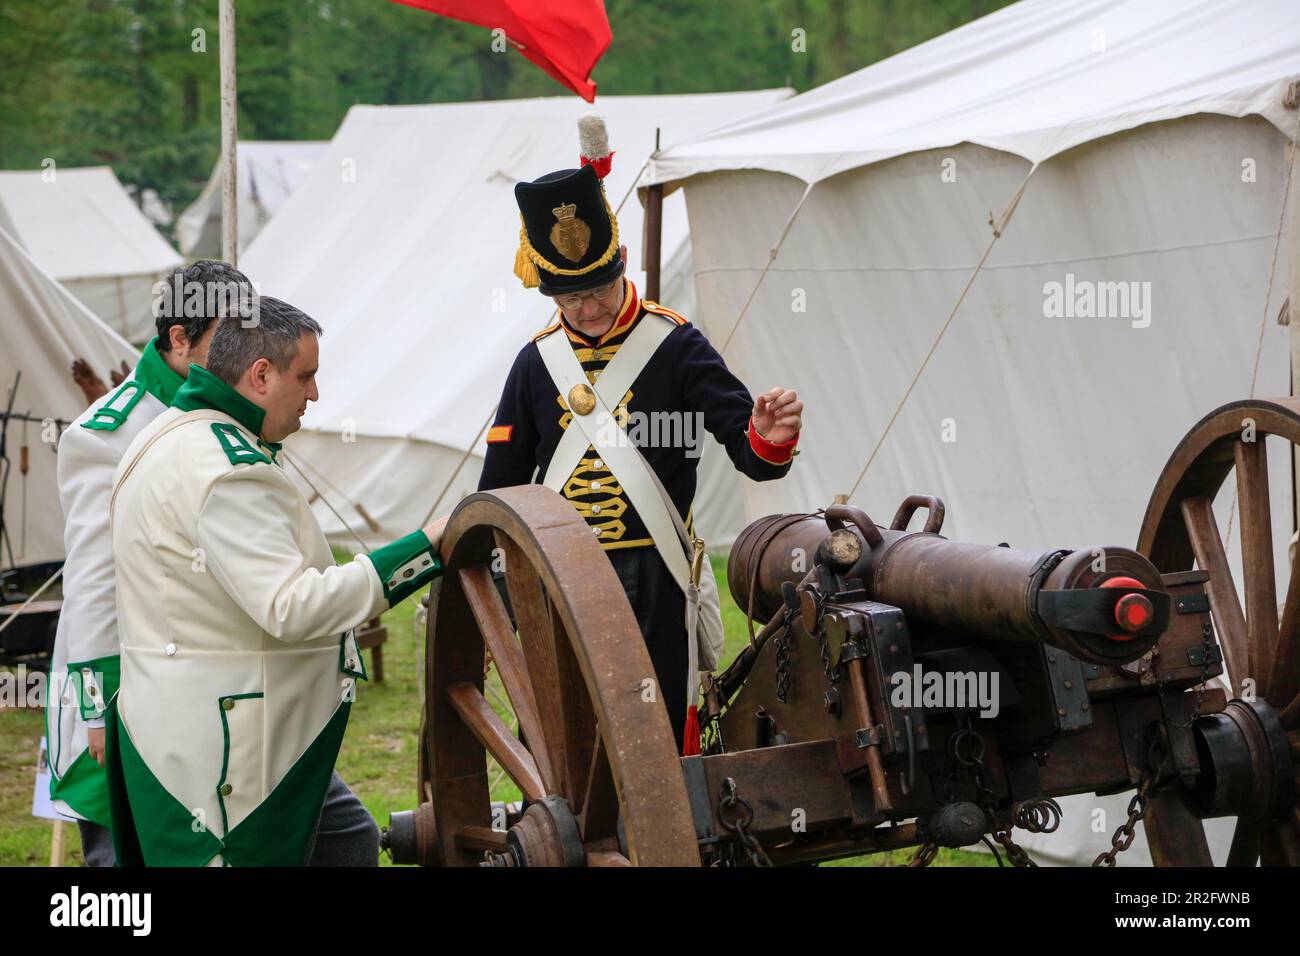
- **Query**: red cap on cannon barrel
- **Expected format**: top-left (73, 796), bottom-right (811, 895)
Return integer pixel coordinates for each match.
top-left (1101, 576), bottom-right (1154, 639)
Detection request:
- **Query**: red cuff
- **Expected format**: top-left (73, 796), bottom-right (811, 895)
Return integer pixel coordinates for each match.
top-left (747, 417), bottom-right (799, 466)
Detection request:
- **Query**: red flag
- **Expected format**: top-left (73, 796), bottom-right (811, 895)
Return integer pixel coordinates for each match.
top-left (392, 0), bottom-right (611, 102)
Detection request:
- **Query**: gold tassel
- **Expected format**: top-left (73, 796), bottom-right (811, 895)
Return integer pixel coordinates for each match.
top-left (514, 223), bottom-right (541, 288)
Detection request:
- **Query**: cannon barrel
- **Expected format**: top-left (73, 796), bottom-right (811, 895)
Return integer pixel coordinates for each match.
top-left (728, 503), bottom-right (1170, 666)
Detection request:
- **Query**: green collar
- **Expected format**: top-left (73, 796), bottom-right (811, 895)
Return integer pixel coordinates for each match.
top-left (134, 338), bottom-right (186, 407)
top-left (172, 364), bottom-right (267, 437)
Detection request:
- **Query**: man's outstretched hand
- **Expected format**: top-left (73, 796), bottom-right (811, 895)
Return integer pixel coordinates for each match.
top-left (752, 387), bottom-right (803, 445)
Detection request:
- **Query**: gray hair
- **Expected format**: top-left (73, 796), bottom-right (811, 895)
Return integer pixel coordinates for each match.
top-left (205, 296), bottom-right (323, 386)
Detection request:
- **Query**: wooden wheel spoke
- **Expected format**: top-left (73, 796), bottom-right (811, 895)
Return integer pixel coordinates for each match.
top-left (1233, 439), bottom-right (1278, 690)
top-left (1280, 692), bottom-right (1299, 730)
top-left (496, 532), bottom-right (571, 797)
top-left (577, 732), bottom-right (621, 841)
top-left (1269, 551), bottom-right (1300, 707)
top-left (460, 565), bottom-right (558, 793)
top-left (1180, 496), bottom-right (1249, 691)
top-left (446, 681), bottom-right (546, 803)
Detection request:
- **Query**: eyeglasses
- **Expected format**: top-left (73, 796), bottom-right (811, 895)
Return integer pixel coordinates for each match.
top-left (554, 278), bottom-right (622, 311)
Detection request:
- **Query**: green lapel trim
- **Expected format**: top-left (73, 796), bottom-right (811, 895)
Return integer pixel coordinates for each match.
top-left (221, 701), bottom-right (352, 866)
top-left (258, 438), bottom-right (283, 464)
top-left (211, 422), bottom-right (271, 466)
top-left (172, 364), bottom-right (267, 436)
top-left (82, 381), bottom-right (144, 432)
top-left (66, 654), bottom-right (120, 721)
top-left (217, 693), bottom-right (266, 837)
top-left (339, 631), bottom-right (368, 681)
top-left (135, 337), bottom-right (185, 406)
top-left (81, 339), bottom-right (183, 432)
top-left (109, 703), bottom-right (224, 867)
top-left (49, 748), bottom-right (111, 829)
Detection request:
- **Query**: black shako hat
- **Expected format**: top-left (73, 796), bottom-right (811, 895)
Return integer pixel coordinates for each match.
top-left (513, 163), bottom-right (623, 295)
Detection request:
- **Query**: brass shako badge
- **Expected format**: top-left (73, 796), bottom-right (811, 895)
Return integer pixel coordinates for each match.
top-left (550, 202), bottom-right (591, 263)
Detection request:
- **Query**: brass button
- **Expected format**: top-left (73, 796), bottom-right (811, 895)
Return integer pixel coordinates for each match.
top-left (219, 783), bottom-right (233, 796)
top-left (403, 568), bottom-right (414, 579)
top-left (222, 698), bottom-right (235, 711)
top-left (567, 383), bottom-right (596, 416)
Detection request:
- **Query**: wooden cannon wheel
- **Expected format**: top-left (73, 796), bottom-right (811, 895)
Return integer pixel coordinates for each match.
top-left (1138, 398), bottom-right (1300, 866)
top-left (418, 485), bottom-right (699, 866)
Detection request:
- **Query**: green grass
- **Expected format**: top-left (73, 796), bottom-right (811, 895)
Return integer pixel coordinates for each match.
top-left (0, 552), bottom-right (990, 867)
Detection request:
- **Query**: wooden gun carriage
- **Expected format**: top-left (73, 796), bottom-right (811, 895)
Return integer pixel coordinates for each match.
top-left (387, 398), bottom-right (1300, 867)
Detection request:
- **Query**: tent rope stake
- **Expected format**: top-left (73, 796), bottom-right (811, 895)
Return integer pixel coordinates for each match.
top-left (848, 165), bottom-right (1038, 499)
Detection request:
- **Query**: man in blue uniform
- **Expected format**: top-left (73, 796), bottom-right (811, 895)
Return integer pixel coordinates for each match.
top-left (479, 144), bottom-right (803, 754)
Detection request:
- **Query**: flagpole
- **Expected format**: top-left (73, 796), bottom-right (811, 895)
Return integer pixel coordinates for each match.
top-left (219, 0), bottom-right (238, 265)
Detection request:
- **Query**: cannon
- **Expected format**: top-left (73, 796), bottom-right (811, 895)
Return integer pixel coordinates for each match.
top-left (388, 398), bottom-right (1300, 866)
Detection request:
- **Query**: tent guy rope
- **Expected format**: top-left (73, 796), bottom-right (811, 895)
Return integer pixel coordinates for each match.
top-left (847, 165), bottom-right (1038, 500)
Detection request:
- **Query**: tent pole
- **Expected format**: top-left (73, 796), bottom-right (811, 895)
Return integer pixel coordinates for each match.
top-left (219, 0), bottom-right (238, 266)
top-left (1286, 81), bottom-right (1300, 538)
top-left (644, 182), bottom-right (663, 301)
top-left (643, 127), bottom-right (663, 301)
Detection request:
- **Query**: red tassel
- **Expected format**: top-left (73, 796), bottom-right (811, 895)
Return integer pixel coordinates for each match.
top-left (682, 704), bottom-right (701, 756)
top-left (580, 151), bottom-right (614, 179)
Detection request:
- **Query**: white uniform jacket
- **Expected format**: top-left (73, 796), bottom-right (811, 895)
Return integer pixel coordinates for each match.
top-left (47, 338), bottom-right (183, 826)
top-left (105, 364), bottom-right (441, 866)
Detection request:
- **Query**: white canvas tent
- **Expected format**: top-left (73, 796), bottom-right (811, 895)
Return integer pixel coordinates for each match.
top-left (0, 225), bottom-right (139, 569)
top-left (176, 141), bottom-right (327, 258)
top-left (0, 167), bottom-right (182, 343)
top-left (644, 0), bottom-right (1300, 864)
top-left (242, 90), bottom-right (791, 550)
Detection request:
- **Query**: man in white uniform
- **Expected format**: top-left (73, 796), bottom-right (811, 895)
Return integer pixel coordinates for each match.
top-left (106, 296), bottom-right (447, 866)
top-left (46, 260), bottom-right (250, 866)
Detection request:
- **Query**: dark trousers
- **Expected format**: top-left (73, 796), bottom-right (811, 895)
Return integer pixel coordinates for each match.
top-left (605, 547), bottom-right (688, 754)
top-left (303, 771), bottom-right (380, 866)
top-left (76, 819), bottom-right (116, 867)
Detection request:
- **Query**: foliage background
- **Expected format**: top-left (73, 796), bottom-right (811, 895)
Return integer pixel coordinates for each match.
top-left (0, 0), bottom-right (1013, 237)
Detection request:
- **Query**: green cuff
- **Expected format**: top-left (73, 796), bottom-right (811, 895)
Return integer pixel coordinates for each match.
top-left (68, 655), bottom-right (121, 722)
top-left (369, 530), bottom-right (443, 606)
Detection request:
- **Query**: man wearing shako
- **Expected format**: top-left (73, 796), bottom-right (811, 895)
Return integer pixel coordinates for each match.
top-left (107, 297), bottom-right (448, 866)
top-left (479, 115), bottom-right (804, 755)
